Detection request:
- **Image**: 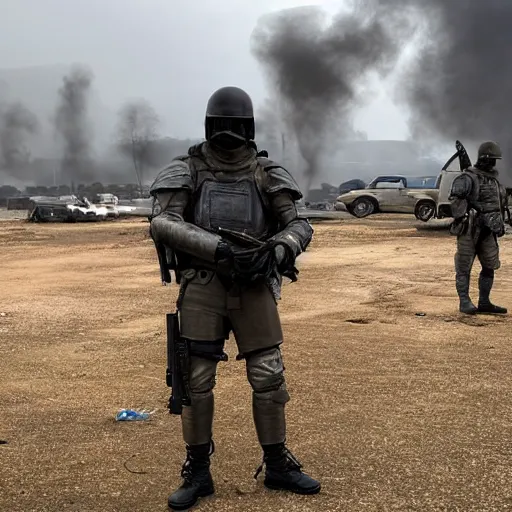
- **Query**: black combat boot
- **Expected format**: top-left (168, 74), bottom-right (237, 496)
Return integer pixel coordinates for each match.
top-left (254, 443), bottom-right (321, 495)
top-left (168, 442), bottom-right (214, 511)
top-left (477, 272), bottom-right (507, 314)
top-left (456, 273), bottom-right (477, 315)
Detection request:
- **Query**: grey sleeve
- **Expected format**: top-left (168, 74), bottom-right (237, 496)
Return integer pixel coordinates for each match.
top-left (449, 174), bottom-right (473, 218)
top-left (268, 192), bottom-right (313, 258)
top-left (449, 174), bottom-right (473, 199)
top-left (150, 213), bottom-right (222, 263)
top-left (150, 188), bottom-right (221, 264)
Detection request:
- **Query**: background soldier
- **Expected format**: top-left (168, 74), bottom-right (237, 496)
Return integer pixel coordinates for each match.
top-left (449, 141), bottom-right (508, 315)
top-left (149, 86), bottom-right (320, 510)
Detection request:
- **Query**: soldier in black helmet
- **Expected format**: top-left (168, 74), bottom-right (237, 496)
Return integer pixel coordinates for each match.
top-left (449, 141), bottom-right (508, 315)
top-left (149, 86), bottom-right (320, 510)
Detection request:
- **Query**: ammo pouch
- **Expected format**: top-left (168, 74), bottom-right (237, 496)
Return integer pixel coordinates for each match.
top-left (481, 211), bottom-right (505, 237)
top-left (450, 216), bottom-right (469, 236)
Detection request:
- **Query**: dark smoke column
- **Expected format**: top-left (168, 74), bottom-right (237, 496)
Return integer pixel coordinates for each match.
top-left (251, 4), bottom-right (413, 191)
top-left (0, 102), bottom-right (39, 172)
top-left (54, 66), bottom-right (94, 184)
top-left (386, 0), bottom-right (512, 182)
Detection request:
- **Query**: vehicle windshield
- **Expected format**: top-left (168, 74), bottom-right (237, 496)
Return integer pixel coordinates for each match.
top-left (407, 176), bottom-right (438, 188)
top-left (367, 177), bottom-right (406, 189)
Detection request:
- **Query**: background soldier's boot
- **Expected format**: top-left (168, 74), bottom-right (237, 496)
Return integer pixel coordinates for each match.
top-left (456, 273), bottom-right (477, 315)
top-left (477, 271), bottom-right (507, 314)
top-left (254, 443), bottom-right (321, 495)
top-left (168, 442), bottom-right (214, 511)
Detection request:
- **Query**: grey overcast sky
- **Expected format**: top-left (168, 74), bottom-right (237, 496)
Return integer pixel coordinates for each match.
top-left (0, 0), bottom-right (408, 140)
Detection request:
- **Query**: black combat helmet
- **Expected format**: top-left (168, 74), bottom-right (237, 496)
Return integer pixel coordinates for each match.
top-left (205, 86), bottom-right (255, 148)
top-left (477, 141), bottom-right (502, 160)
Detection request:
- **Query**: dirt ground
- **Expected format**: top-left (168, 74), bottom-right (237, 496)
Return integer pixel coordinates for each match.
top-left (1, 215), bottom-right (511, 512)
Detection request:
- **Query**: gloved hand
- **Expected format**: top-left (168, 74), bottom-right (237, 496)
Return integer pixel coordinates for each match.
top-left (231, 246), bottom-right (275, 284)
top-left (273, 242), bottom-right (294, 271)
top-left (274, 244), bottom-right (289, 266)
top-left (214, 239), bottom-right (234, 262)
top-left (214, 239), bottom-right (276, 284)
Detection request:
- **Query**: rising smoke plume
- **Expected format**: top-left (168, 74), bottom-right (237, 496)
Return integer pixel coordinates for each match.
top-left (386, 0), bottom-right (512, 181)
top-left (253, 0), bottom-right (512, 185)
top-left (0, 102), bottom-right (39, 172)
top-left (54, 66), bottom-right (94, 182)
top-left (251, 2), bottom-right (416, 190)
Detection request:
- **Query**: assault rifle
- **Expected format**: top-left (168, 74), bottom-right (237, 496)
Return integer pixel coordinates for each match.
top-left (217, 227), bottom-right (266, 248)
top-left (166, 312), bottom-right (191, 415)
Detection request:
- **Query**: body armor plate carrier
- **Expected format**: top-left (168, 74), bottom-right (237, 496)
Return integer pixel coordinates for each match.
top-left (193, 177), bottom-right (268, 239)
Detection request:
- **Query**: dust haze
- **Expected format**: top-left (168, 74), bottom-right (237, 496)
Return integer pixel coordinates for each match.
top-left (1, 0), bottom-right (512, 188)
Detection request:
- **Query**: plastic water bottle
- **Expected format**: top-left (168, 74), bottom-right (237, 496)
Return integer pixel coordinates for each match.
top-left (115, 409), bottom-right (151, 421)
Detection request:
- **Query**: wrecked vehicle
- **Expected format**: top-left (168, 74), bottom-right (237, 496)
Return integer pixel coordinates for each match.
top-left (304, 201), bottom-right (334, 211)
top-left (28, 195), bottom-right (120, 222)
top-left (335, 175), bottom-right (438, 218)
top-left (338, 179), bottom-right (366, 195)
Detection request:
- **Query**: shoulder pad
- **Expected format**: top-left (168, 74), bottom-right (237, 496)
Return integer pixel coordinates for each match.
top-left (258, 159), bottom-right (303, 201)
top-left (450, 172), bottom-right (474, 197)
top-left (257, 156), bottom-right (281, 169)
top-left (149, 159), bottom-right (193, 197)
top-left (454, 172), bottom-right (473, 183)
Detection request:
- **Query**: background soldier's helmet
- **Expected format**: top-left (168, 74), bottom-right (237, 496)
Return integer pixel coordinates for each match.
top-left (477, 141), bottom-right (502, 160)
top-left (205, 86), bottom-right (255, 143)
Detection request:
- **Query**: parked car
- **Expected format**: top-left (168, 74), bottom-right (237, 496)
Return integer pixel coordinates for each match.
top-left (335, 175), bottom-right (438, 218)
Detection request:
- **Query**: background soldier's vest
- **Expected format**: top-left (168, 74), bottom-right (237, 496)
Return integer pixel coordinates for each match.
top-left (465, 168), bottom-right (504, 234)
top-left (466, 169), bottom-right (501, 213)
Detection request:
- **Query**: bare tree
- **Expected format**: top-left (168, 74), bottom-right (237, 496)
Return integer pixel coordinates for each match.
top-left (117, 99), bottom-right (159, 195)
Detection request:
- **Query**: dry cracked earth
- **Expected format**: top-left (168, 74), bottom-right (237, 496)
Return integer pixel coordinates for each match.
top-left (1, 213), bottom-right (511, 512)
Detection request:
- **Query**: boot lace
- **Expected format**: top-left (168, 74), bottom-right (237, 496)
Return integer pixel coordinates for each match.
top-left (254, 446), bottom-right (303, 480)
top-left (181, 440), bottom-right (215, 484)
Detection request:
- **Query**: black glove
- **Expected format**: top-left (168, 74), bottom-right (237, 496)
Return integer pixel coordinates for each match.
top-left (273, 243), bottom-right (294, 269)
top-left (273, 242), bottom-right (299, 282)
top-left (228, 246), bottom-right (275, 285)
top-left (214, 240), bottom-right (234, 262)
top-left (215, 239), bottom-right (280, 285)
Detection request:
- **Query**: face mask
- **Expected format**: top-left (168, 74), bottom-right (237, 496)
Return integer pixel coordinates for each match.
top-left (477, 158), bottom-right (497, 171)
top-left (210, 132), bottom-right (246, 151)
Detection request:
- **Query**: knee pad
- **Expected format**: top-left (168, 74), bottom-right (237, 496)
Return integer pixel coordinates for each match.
top-left (481, 267), bottom-right (494, 278)
top-left (246, 347), bottom-right (290, 404)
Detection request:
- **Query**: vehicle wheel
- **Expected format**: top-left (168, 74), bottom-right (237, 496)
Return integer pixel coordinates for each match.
top-left (414, 200), bottom-right (435, 222)
top-left (350, 197), bottom-right (375, 218)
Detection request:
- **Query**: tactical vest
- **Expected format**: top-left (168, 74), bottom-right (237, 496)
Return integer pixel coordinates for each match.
top-left (180, 156), bottom-right (279, 245)
top-left (466, 169), bottom-right (501, 213)
top-left (465, 168), bottom-right (504, 234)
